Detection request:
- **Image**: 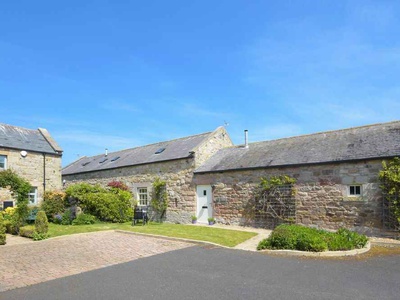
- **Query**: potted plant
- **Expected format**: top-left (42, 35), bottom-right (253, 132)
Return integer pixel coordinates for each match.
top-left (191, 215), bottom-right (198, 224)
top-left (208, 217), bottom-right (215, 225)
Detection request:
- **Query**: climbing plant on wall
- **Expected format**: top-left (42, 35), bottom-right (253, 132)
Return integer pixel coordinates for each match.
top-left (244, 175), bottom-right (297, 228)
top-left (0, 169), bottom-right (31, 226)
top-left (379, 157), bottom-right (400, 230)
top-left (151, 177), bottom-right (168, 222)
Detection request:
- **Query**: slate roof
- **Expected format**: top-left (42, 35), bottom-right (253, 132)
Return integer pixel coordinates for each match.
top-left (62, 131), bottom-right (213, 175)
top-left (0, 123), bottom-right (62, 155)
top-left (195, 121), bottom-right (400, 173)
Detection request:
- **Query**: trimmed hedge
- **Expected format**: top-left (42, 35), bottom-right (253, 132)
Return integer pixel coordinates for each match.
top-left (257, 224), bottom-right (368, 252)
top-left (19, 225), bottom-right (35, 238)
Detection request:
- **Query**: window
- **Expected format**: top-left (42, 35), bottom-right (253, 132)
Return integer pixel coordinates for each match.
top-left (155, 147), bottom-right (166, 154)
top-left (99, 158), bottom-right (108, 163)
top-left (137, 187), bottom-right (149, 206)
top-left (28, 187), bottom-right (38, 205)
top-left (111, 156), bottom-right (120, 162)
top-left (348, 185), bottom-right (362, 196)
top-left (0, 155), bottom-right (7, 170)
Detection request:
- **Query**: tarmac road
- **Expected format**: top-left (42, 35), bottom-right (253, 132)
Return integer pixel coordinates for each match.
top-left (2, 244), bottom-right (399, 300)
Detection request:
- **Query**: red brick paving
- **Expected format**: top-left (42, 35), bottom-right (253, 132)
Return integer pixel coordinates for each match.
top-left (0, 231), bottom-right (192, 292)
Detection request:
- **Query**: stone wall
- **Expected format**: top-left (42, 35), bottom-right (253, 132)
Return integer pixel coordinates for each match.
top-left (193, 159), bottom-right (384, 233)
top-left (193, 127), bottom-right (233, 168)
top-left (63, 158), bottom-right (198, 223)
top-left (0, 147), bottom-right (62, 208)
top-left (62, 127), bottom-right (233, 223)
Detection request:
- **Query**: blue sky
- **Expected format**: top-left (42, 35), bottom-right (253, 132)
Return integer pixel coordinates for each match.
top-left (1, 0), bottom-right (399, 166)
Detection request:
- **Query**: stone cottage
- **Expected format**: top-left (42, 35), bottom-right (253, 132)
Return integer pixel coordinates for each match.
top-left (0, 123), bottom-right (63, 209)
top-left (194, 121), bottom-right (400, 234)
top-left (62, 127), bottom-right (232, 223)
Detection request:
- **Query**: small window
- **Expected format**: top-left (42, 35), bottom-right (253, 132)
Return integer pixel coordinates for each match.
top-left (82, 161), bottom-right (90, 166)
top-left (28, 187), bottom-right (38, 205)
top-left (99, 158), bottom-right (108, 163)
top-left (0, 155), bottom-right (7, 170)
top-left (348, 185), bottom-right (362, 196)
top-left (155, 147), bottom-right (166, 154)
top-left (111, 156), bottom-right (120, 162)
top-left (137, 187), bottom-right (149, 206)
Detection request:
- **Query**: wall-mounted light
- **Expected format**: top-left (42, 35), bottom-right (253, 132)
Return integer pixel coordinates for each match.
top-left (20, 150), bottom-right (28, 157)
top-left (63, 179), bottom-right (66, 186)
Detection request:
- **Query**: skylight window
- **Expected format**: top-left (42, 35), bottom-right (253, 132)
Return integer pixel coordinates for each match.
top-left (111, 156), bottom-right (120, 162)
top-left (99, 158), bottom-right (108, 163)
top-left (155, 147), bottom-right (166, 154)
top-left (81, 162), bottom-right (90, 166)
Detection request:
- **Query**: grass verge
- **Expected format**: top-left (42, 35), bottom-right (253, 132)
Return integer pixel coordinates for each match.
top-left (48, 222), bottom-right (257, 247)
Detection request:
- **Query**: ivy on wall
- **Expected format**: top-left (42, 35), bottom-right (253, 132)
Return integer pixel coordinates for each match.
top-left (0, 169), bottom-right (31, 226)
top-left (244, 175), bottom-right (297, 228)
top-left (379, 157), bottom-right (400, 230)
top-left (151, 177), bottom-right (168, 222)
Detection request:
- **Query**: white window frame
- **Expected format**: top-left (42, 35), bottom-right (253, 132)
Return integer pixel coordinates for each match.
top-left (137, 187), bottom-right (149, 207)
top-left (0, 155), bottom-right (7, 170)
top-left (348, 185), bottom-right (362, 196)
top-left (28, 187), bottom-right (38, 205)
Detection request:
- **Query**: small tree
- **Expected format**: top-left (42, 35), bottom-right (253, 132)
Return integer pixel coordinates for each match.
top-left (0, 213), bottom-right (6, 245)
top-left (150, 178), bottom-right (168, 222)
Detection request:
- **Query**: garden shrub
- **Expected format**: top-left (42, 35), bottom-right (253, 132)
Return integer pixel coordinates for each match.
top-left (1, 207), bottom-right (16, 220)
top-left (8, 211), bottom-right (22, 235)
top-left (19, 225), bottom-right (35, 238)
top-left (32, 232), bottom-right (49, 241)
top-left (35, 211), bottom-right (49, 234)
top-left (107, 180), bottom-right (129, 191)
top-left (61, 209), bottom-right (74, 225)
top-left (41, 190), bottom-right (66, 221)
top-left (257, 224), bottom-right (368, 252)
top-left (72, 213), bottom-right (96, 225)
top-left (53, 214), bottom-right (62, 224)
top-left (0, 213), bottom-right (6, 245)
top-left (3, 220), bottom-right (12, 234)
top-left (65, 183), bottom-right (133, 223)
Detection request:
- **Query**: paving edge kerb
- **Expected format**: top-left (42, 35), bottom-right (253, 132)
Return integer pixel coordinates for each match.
top-left (115, 230), bottom-right (372, 257)
top-left (259, 241), bottom-right (371, 257)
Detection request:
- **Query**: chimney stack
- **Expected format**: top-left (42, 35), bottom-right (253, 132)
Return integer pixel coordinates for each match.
top-left (244, 130), bottom-right (249, 148)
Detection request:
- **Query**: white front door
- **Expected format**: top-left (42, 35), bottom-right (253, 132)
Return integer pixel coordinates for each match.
top-left (196, 185), bottom-right (212, 223)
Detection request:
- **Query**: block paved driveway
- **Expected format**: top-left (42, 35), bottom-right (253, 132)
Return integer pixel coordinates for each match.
top-left (0, 231), bottom-right (192, 292)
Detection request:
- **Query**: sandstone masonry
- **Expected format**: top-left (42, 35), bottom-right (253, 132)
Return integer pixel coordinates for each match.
top-left (194, 159), bottom-right (384, 233)
top-left (63, 127), bottom-right (232, 223)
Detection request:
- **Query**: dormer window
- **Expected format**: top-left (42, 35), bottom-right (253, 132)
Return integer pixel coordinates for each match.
top-left (0, 155), bottom-right (7, 170)
top-left (155, 147), bottom-right (166, 154)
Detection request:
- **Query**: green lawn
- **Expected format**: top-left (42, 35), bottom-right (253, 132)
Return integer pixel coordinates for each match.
top-left (48, 222), bottom-right (257, 247)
